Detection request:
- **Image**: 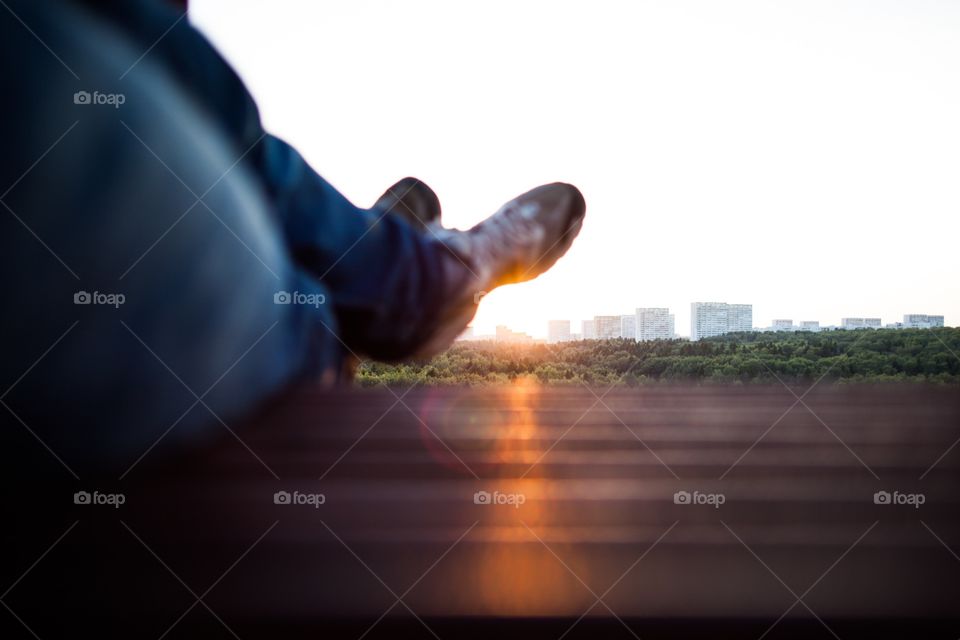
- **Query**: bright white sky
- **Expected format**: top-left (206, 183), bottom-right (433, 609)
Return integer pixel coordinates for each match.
top-left (191, 0), bottom-right (958, 338)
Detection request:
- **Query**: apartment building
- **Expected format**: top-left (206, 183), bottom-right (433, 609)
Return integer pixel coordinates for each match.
top-left (903, 314), bottom-right (945, 329)
top-left (691, 302), bottom-right (753, 341)
top-left (594, 315), bottom-right (623, 340)
top-left (636, 307), bottom-right (674, 342)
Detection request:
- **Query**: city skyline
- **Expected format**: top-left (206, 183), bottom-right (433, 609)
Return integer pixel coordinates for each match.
top-left (465, 308), bottom-right (948, 342)
top-left (465, 295), bottom-right (957, 340)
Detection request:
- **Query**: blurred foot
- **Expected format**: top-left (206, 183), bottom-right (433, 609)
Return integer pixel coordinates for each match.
top-left (389, 182), bottom-right (585, 361)
top-left (374, 177), bottom-right (442, 232)
top-left (440, 182), bottom-right (585, 290)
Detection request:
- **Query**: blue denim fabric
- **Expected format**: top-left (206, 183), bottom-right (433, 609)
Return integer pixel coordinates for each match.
top-left (0, 0), bottom-right (463, 467)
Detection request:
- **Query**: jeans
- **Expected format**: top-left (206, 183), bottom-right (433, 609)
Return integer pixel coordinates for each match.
top-left (0, 0), bottom-right (471, 468)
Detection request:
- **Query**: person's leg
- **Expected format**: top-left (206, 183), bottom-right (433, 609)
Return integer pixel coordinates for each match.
top-left (254, 135), bottom-right (488, 361)
top-left (66, 0), bottom-right (585, 364)
top-left (261, 134), bottom-right (585, 362)
top-left (0, 0), bottom-right (585, 469)
top-left (61, 0), bottom-right (481, 362)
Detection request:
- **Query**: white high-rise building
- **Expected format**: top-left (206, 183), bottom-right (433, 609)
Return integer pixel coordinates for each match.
top-left (903, 314), bottom-right (945, 329)
top-left (582, 319), bottom-right (596, 340)
top-left (595, 315), bottom-right (623, 340)
top-left (636, 307), bottom-right (674, 342)
top-left (799, 321), bottom-right (820, 332)
top-left (547, 320), bottom-right (572, 344)
top-left (691, 303), bottom-right (727, 341)
top-left (691, 302), bottom-right (753, 341)
top-left (620, 315), bottom-right (637, 341)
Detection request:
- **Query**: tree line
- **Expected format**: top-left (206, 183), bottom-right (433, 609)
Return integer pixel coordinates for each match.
top-left (357, 328), bottom-right (960, 386)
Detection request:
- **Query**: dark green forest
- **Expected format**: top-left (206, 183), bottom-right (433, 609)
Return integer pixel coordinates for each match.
top-left (357, 328), bottom-right (960, 386)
